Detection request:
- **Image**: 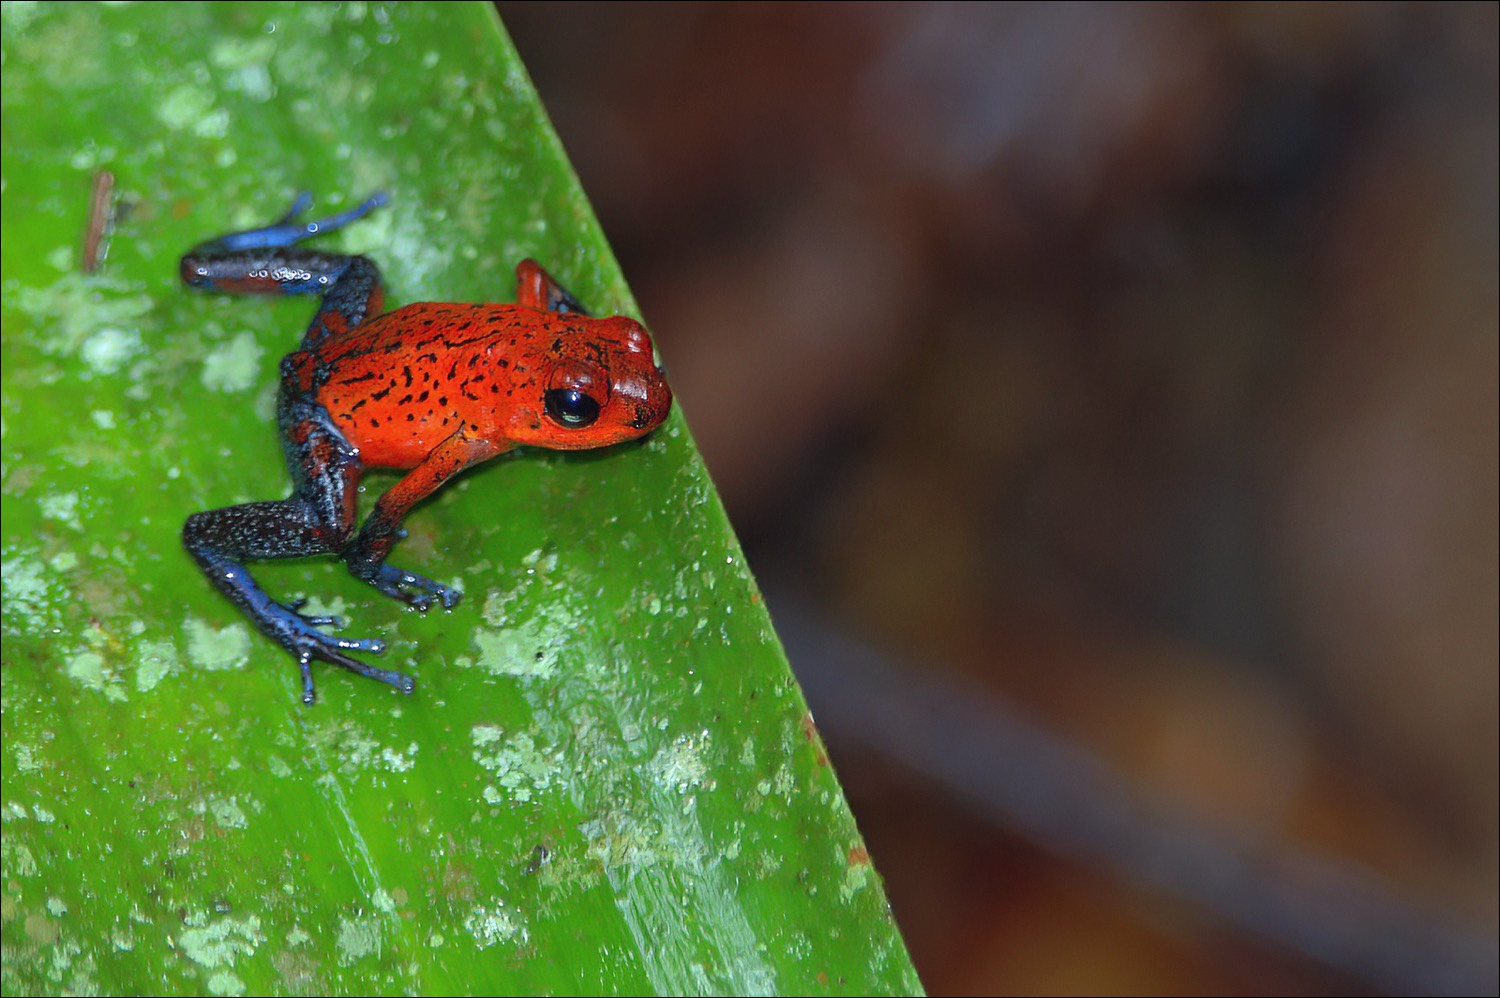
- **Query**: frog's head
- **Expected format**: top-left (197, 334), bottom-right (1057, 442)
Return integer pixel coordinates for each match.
top-left (511, 315), bottom-right (672, 451)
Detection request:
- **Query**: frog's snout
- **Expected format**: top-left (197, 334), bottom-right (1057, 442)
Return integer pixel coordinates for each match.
top-left (627, 371), bottom-right (672, 430)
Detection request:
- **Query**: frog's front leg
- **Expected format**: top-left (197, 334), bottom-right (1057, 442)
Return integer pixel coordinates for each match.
top-left (183, 397), bottom-right (414, 704)
top-left (345, 426), bottom-right (506, 608)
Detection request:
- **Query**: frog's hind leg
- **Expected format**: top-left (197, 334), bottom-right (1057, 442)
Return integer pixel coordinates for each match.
top-left (182, 502), bottom-right (408, 703)
top-left (180, 192), bottom-right (389, 351)
top-left (181, 395), bottom-right (413, 704)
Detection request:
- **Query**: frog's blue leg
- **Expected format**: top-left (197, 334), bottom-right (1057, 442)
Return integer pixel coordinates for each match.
top-left (182, 394), bottom-right (414, 704)
top-left (180, 194), bottom-right (418, 702)
top-left (183, 191), bottom-right (387, 255)
top-left (179, 192), bottom-right (389, 350)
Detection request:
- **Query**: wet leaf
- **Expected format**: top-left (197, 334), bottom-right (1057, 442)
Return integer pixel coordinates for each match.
top-left (0, 4), bottom-right (921, 995)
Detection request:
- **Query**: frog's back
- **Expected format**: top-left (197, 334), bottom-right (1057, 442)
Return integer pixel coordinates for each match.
top-left (313, 302), bottom-right (545, 468)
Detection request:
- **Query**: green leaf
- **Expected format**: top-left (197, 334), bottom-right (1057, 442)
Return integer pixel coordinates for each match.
top-left (0, 3), bottom-right (921, 995)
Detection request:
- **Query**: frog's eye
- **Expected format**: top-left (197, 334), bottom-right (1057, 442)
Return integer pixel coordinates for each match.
top-left (544, 388), bottom-right (601, 428)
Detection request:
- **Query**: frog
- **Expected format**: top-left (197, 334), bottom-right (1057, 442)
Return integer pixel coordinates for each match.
top-left (179, 192), bottom-right (672, 703)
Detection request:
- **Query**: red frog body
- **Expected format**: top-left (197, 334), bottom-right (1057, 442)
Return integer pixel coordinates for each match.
top-left (302, 303), bottom-right (666, 467)
top-left (179, 192), bottom-right (671, 702)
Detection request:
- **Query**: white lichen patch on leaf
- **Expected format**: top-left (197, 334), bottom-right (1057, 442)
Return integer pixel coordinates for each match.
top-left (578, 810), bottom-right (661, 875)
top-left (649, 730), bottom-right (714, 795)
top-left (471, 724), bottom-right (504, 747)
top-left (177, 914), bottom-right (264, 968)
top-left (379, 743), bottom-right (419, 773)
top-left (305, 719), bottom-right (418, 778)
top-left (79, 327), bottom-right (143, 376)
top-left (471, 618), bottom-right (566, 680)
top-left (65, 650), bottom-right (108, 689)
top-left (466, 552), bottom-right (582, 680)
top-left (206, 796), bottom-right (249, 830)
top-left (206, 970), bottom-right (247, 997)
top-left (469, 725), bottom-right (562, 804)
top-left (111, 925), bottom-right (136, 952)
top-left (155, 83), bottom-right (229, 138)
top-left (464, 901), bottom-right (527, 949)
top-left (840, 854), bottom-right (873, 904)
top-left (335, 915), bottom-right (382, 965)
top-left (136, 638), bottom-right (181, 692)
top-left (200, 330), bottom-right (265, 393)
top-left (38, 490), bottom-right (81, 528)
top-left (9, 742), bottom-right (42, 774)
top-left (60, 624), bottom-right (130, 700)
top-left (184, 617), bottom-right (251, 672)
top-left (1, 548), bottom-right (66, 634)
top-left (209, 35), bottom-right (276, 103)
top-left (7, 272), bottom-right (155, 360)
top-left (755, 760), bottom-right (797, 803)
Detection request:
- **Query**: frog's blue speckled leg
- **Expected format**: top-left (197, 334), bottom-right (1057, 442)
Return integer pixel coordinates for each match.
top-left (182, 393), bottom-right (415, 703)
top-left (185, 191), bottom-right (387, 255)
top-left (180, 194), bottom-right (416, 703)
top-left (184, 507), bottom-right (410, 703)
top-left (179, 192), bottom-right (389, 350)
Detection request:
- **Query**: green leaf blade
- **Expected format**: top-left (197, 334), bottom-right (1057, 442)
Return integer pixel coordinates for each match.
top-left (1, 3), bottom-right (921, 995)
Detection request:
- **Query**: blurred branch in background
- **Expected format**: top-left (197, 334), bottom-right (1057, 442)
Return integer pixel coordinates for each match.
top-left (773, 594), bottom-right (1498, 995)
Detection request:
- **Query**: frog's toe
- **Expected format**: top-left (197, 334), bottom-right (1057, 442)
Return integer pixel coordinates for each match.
top-left (275, 192), bottom-right (315, 225)
top-left (295, 644), bottom-right (413, 705)
top-left (331, 634), bottom-right (386, 654)
top-left (368, 563), bottom-right (462, 610)
top-left (292, 620), bottom-right (385, 657)
top-left (407, 580), bottom-right (463, 611)
top-left (217, 584), bottom-right (404, 700)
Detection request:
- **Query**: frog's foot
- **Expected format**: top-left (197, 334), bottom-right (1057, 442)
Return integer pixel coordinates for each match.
top-left (185, 506), bottom-right (411, 703)
top-left (367, 563), bottom-right (463, 611)
top-left (189, 190), bottom-right (389, 255)
top-left (294, 644), bottom-right (415, 706)
top-left (260, 600), bottom-right (411, 704)
top-left (266, 599), bottom-right (387, 656)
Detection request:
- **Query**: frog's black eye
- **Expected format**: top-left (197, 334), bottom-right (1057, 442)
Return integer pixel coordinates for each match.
top-left (544, 388), bottom-right (601, 428)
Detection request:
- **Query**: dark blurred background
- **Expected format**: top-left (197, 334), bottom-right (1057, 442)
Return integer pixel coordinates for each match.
top-left (499, 4), bottom-right (1498, 994)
